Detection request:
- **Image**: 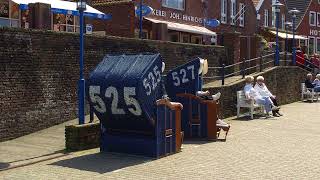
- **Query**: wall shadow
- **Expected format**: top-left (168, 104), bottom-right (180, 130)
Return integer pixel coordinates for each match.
top-left (50, 152), bottom-right (152, 174)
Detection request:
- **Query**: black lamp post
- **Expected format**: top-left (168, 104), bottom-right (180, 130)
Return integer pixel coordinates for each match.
top-left (77, 0), bottom-right (86, 125)
top-left (289, 8), bottom-right (300, 65)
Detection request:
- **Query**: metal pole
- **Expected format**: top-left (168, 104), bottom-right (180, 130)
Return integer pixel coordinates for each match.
top-left (292, 15), bottom-right (296, 65)
top-left (242, 58), bottom-right (246, 79)
top-left (275, 9), bottom-right (280, 66)
top-left (285, 26), bottom-right (288, 65)
top-left (221, 64), bottom-right (225, 86)
top-left (78, 8), bottom-right (85, 125)
top-left (260, 55), bottom-right (263, 72)
top-left (139, 0), bottom-right (143, 39)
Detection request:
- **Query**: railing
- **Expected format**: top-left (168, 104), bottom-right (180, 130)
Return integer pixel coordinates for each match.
top-left (296, 55), bottom-right (320, 73)
top-left (204, 52), bottom-right (294, 86)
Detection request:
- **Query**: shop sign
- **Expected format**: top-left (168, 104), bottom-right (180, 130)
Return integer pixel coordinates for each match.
top-left (205, 19), bottom-right (220, 28)
top-left (135, 5), bottom-right (153, 17)
top-left (152, 9), bottom-right (203, 24)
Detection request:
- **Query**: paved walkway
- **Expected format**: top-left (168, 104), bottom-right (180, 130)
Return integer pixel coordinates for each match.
top-left (1, 101), bottom-right (320, 179)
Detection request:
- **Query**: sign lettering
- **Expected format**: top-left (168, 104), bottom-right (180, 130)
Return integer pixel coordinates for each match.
top-left (152, 8), bottom-right (203, 24)
top-left (310, 29), bottom-right (319, 36)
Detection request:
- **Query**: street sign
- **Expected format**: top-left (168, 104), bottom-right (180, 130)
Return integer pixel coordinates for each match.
top-left (135, 5), bottom-right (153, 17)
top-left (205, 19), bottom-right (220, 28)
top-left (86, 24), bottom-right (92, 34)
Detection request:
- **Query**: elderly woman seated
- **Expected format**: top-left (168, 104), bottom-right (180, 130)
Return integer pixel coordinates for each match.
top-left (254, 76), bottom-right (282, 117)
top-left (313, 74), bottom-right (320, 85)
top-left (243, 76), bottom-right (279, 118)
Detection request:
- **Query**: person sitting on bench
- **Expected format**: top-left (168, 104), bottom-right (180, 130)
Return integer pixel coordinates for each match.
top-left (310, 73), bottom-right (320, 92)
top-left (254, 76), bottom-right (282, 117)
top-left (244, 76), bottom-right (279, 118)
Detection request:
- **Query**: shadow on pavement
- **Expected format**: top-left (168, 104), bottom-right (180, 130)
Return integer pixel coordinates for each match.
top-left (7, 149), bottom-right (66, 164)
top-left (0, 162), bottom-right (10, 170)
top-left (183, 140), bottom-right (210, 145)
top-left (50, 152), bottom-right (152, 174)
top-left (231, 114), bottom-right (278, 121)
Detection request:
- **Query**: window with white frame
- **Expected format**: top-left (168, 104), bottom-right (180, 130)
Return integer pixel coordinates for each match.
top-left (52, 13), bottom-right (80, 33)
top-left (281, 14), bottom-right (285, 30)
top-left (162, 0), bottom-right (185, 10)
top-left (317, 38), bottom-right (320, 53)
top-left (239, 3), bottom-right (245, 27)
top-left (221, 0), bottom-right (227, 24)
top-left (317, 13), bottom-right (320, 27)
top-left (0, 0), bottom-right (20, 28)
top-left (264, 9), bottom-right (269, 27)
top-left (230, 0), bottom-right (236, 25)
top-left (309, 37), bottom-right (315, 55)
top-left (310, 11), bottom-right (316, 26)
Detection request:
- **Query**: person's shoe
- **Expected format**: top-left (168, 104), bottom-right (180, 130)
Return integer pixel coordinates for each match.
top-left (216, 119), bottom-right (229, 127)
top-left (272, 112), bottom-right (280, 117)
top-left (212, 92), bottom-right (221, 101)
top-left (277, 112), bottom-right (283, 116)
top-left (196, 91), bottom-right (209, 96)
top-left (272, 111), bottom-right (278, 117)
top-left (271, 106), bottom-right (280, 111)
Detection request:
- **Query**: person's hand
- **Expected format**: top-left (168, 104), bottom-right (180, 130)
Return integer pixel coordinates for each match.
top-left (271, 95), bottom-right (276, 99)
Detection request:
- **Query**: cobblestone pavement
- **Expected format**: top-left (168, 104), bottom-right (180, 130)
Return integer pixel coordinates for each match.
top-left (1, 101), bottom-right (320, 179)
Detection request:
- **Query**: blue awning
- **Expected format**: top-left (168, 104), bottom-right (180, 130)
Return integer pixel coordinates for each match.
top-left (11, 0), bottom-right (111, 20)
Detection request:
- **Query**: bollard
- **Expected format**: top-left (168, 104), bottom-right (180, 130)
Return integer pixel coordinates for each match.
top-left (259, 55), bottom-right (263, 72)
top-left (221, 64), bottom-right (225, 85)
top-left (241, 58), bottom-right (246, 79)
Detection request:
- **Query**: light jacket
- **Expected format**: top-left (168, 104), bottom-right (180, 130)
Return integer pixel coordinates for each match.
top-left (254, 83), bottom-right (273, 98)
top-left (244, 83), bottom-right (262, 100)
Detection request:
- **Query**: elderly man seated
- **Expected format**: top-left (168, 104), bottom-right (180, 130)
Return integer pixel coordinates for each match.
top-left (254, 76), bottom-right (282, 117)
top-left (244, 76), bottom-right (279, 118)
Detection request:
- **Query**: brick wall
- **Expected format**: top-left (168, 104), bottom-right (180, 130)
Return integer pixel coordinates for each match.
top-left (0, 27), bottom-right (225, 142)
top-left (204, 66), bottom-right (309, 118)
top-left (92, 1), bottom-right (135, 38)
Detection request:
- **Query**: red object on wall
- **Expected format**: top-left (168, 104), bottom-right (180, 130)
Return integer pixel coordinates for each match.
top-left (296, 50), bottom-right (305, 65)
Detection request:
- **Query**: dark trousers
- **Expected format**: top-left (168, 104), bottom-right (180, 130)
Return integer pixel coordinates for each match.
top-left (271, 98), bottom-right (280, 115)
top-left (271, 98), bottom-right (278, 107)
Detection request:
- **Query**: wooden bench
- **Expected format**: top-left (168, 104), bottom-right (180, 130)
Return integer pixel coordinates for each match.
top-left (236, 91), bottom-right (264, 119)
